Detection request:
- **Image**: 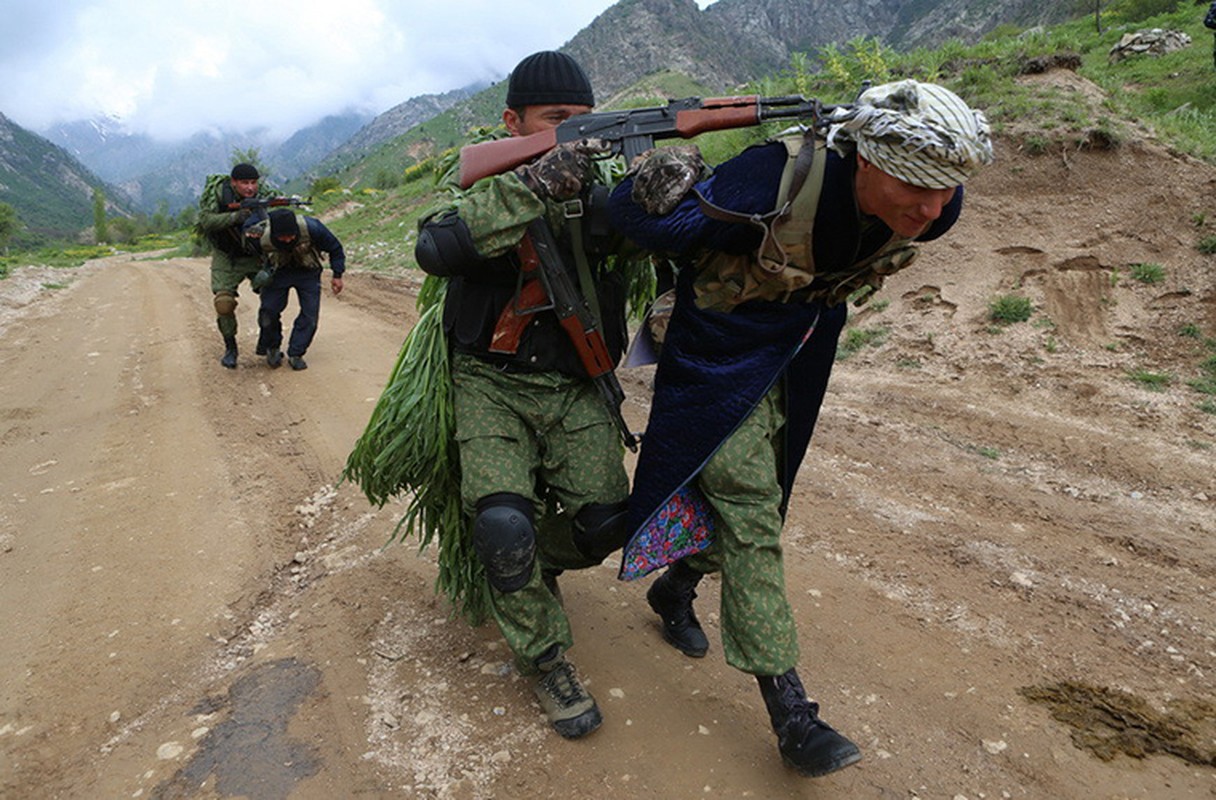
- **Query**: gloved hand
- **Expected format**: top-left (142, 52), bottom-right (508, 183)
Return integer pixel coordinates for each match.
top-left (515, 138), bottom-right (609, 200)
top-left (628, 145), bottom-right (704, 215)
top-left (251, 266), bottom-right (274, 292)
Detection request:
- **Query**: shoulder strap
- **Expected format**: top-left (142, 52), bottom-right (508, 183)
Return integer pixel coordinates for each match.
top-left (768, 131), bottom-right (827, 275)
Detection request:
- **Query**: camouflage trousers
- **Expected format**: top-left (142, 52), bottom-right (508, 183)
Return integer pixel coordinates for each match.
top-left (210, 253), bottom-right (262, 338)
top-left (452, 354), bottom-right (628, 673)
top-left (684, 381), bottom-right (800, 676)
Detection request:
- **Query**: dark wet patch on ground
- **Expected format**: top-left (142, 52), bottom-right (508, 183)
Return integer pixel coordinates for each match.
top-left (1020, 681), bottom-right (1216, 766)
top-left (152, 658), bottom-right (322, 800)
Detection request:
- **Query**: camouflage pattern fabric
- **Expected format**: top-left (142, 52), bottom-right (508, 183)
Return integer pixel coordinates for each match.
top-left (628, 145), bottom-right (704, 216)
top-left (682, 381), bottom-right (801, 675)
top-left (445, 172), bottom-right (546, 258)
top-left (452, 354), bottom-right (629, 671)
top-left (516, 138), bottom-right (609, 201)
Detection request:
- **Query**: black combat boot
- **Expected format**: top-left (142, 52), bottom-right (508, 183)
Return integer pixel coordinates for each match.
top-left (646, 560), bottom-right (709, 657)
top-left (756, 669), bottom-right (861, 777)
top-left (220, 336), bottom-right (238, 369)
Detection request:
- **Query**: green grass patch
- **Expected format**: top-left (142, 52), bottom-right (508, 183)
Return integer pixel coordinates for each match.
top-left (1129, 262), bottom-right (1166, 284)
top-left (1126, 368), bottom-right (1173, 391)
top-left (988, 293), bottom-right (1033, 324)
top-left (836, 325), bottom-right (890, 360)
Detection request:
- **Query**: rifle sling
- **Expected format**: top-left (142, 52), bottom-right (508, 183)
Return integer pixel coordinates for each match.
top-left (562, 201), bottom-right (603, 330)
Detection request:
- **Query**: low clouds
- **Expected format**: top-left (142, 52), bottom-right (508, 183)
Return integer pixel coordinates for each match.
top-left (0, 0), bottom-right (638, 139)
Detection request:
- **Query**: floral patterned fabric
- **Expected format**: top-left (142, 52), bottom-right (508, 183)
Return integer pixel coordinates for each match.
top-left (619, 485), bottom-right (715, 580)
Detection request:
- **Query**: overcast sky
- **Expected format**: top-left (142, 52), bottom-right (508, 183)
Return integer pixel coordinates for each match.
top-left (1, 0), bottom-right (716, 141)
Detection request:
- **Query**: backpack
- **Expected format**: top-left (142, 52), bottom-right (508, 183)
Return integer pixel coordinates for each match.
top-left (195, 174), bottom-right (244, 255)
top-left (1206, 1), bottom-right (1216, 30)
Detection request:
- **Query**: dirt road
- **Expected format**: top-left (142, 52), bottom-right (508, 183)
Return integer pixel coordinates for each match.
top-left (2, 120), bottom-right (1215, 798)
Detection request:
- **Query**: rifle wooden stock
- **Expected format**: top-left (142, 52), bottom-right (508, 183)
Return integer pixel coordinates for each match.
top-left (459, 128), bottom-right (558, 189)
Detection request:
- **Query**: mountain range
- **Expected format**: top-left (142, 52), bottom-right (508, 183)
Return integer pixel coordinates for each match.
top-left (1, 0), bottom-right (1077, 240)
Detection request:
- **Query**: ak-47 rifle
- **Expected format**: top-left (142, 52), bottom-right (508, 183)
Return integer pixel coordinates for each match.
top-left (222, 195), bottom-right (311, 211)
top-left (491, 217), bottom-right (639, 452)
top-left (458, 94), bottom-right (847, 189)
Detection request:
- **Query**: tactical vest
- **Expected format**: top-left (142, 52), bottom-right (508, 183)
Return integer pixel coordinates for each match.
top-left (258, 213), bottom-right (323, 270)
top-left (692, 134), bottom-right (919, 313)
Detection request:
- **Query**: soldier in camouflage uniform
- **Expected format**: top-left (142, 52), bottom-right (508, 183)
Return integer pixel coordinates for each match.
top-left (197, 163), bottom-right (274, 368)
top-left (610, 81), bottom-right (994, 777)
top-left (414, 51), bottom-right (635, 740)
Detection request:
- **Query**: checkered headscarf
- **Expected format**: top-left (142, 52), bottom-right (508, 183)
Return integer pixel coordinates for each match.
top-left (825, 80), bottom-right (994, 189)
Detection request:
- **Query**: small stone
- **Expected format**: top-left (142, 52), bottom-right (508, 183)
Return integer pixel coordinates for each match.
top-left (156, 741), bottom-right (184, 760)
top-left (983, 739), bottom-right (1008, 754)
top-left (489, 750), bottom-right (511, 764)
top-left (1010, 572), bottom-right (1034, 588)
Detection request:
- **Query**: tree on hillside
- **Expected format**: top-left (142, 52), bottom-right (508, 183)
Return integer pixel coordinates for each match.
top-left (230, 147), bottom-right (268, 177)
top-left (0, 201), bottom-right (20, 254)
top-left (92, 188), bottom-right (109, 244)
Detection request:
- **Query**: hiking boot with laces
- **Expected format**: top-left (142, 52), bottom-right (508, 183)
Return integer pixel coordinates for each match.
top-left (533, 649), bottom-right (602, 739)
top-left (757, 669), bottom-right (862, 777)
top-left (646, 560), bottom-right (708, 657)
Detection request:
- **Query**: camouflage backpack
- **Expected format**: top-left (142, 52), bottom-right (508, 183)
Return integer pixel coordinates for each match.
top-left (194, 174), bottom-right (245, 255)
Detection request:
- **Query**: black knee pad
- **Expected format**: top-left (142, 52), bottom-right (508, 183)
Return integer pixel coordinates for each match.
top-left (572, 501), bottom-right (630, 562)
top-left (472, 493), bottom-right (536, 593)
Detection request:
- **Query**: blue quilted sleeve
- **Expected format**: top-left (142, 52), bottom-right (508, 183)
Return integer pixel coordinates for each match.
top-left (609, 142), bottom-right (787, 255)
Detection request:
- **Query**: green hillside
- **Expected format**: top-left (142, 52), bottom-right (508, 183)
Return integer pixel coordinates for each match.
top-left (0, 115), bottom-right (132, 246)
top-left (306, 4), bottom-right (1214, 280)
top-left (8, 3), bottom-right (1214, 275)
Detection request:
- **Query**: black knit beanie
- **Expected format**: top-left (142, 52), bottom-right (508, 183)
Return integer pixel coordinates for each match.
top-left (230, 163), bottom-right (259, 180)
top-left (268, 209), bottom-right (300, 251)
top-left (506, 51), bottom-right (594, 108)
